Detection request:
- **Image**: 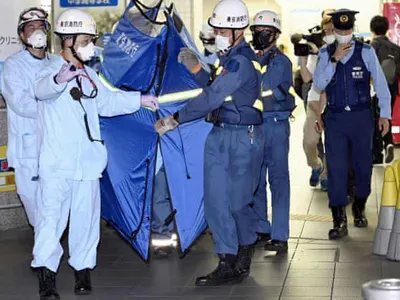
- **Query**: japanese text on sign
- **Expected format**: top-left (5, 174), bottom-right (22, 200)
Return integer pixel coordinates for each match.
top-left (60, 0), bottom-right (118, 7)
top-left (0, 36), bottom-right (21, 46)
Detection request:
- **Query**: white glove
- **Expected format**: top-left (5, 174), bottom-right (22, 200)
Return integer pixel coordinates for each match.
top-left (154, 116), bottom-right (179, 136)
top-left (141, 94), bottom-right (159, 110)
top-left (178, 48), bottom-right (200, 71)
top-left (55, 62), bottom-right (81, 84)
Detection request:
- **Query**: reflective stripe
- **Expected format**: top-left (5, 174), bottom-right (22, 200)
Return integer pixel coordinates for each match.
top-left (158, 88), bottom-right (203, 103)
top-left (214, 58), bottom-right (220, 69)
top-left (216, 66), bottom-right (223, 76)
top-left (99, 73), bottom-right (120, 92)
top-left (225, 95), bottom-right (263, 112)
top-left (261, 88), bottom-right (295, 98)
top-left (261, 65), bottom-right (267, 74)
top-left (152, 233), bottom-right (178, 247)
top-left (289, 86), bottom-right (297, 98)
top-left (99, 54), bottom-right (104, 63)
top-left (262, 90), bottom-right (273, 97)
top-left (225, 96), bottom-right (233, 101)
top-left (253, 99), bottom-right (263, 112)
top-left (252, 61), bottom-right (262, 73)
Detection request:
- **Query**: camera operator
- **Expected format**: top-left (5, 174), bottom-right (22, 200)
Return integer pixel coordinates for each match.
top-left (294, 12), bottom-right (336, 191)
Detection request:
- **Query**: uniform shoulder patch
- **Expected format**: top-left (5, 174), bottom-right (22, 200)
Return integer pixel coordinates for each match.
top-left (225, 59), bottom-right (241, 73)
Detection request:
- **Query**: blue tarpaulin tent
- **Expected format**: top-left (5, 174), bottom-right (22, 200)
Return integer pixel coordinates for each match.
top-left (99, 0), bottom-right (212, 261)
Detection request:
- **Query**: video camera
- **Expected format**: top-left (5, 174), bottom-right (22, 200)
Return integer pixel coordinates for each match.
top-left (291, 25), bottom-right (324, 56)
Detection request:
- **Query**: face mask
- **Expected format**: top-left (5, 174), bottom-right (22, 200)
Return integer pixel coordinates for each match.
top-left (27, 29), bottom-right (47, 49)
top-left (205, 44), bottom-right (218, 54)
top-left (76, 42), bottom-right (95, 62)
top-left (323, 35), bottom-right (336, 45)
top-left (252, 31), bottom-right (275, 50)
top-left (335, 33), bottom-right (353, 44)
top-left (215, 35), bottom-right (231, 53)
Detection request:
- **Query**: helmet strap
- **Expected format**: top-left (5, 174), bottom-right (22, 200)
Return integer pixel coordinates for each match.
top-left (69, 35), bottom-right (85, 65)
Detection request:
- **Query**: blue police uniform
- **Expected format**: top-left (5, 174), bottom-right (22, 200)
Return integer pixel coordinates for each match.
top-left (253, 46), bottom-right (294, 247)
top-left (174, 40), bottom-right (264, 282)
top-left (314, 9), bottom-right (391, 239)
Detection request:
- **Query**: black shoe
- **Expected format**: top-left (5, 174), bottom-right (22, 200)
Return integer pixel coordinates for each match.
top-left (195, 254), bottom-right (244, 286)
top-left (31, 266), bottom-right (37, 273)
top-left (264, 240), bottom-right (288, 253)
top-left (256, 232), bottom-right (271, 244)
top-left (328, 207), bottom-right (348, 240)
top-left (386, 144), bottom-right (395, 164)
top-left (237, 245), bottom-right (255, 277)
top-left (74, 269), bottom-right (92, 295)
top-left (352, 199), bottom-right (368, 228)
top-left (37, 267), bottom-right (60, 300)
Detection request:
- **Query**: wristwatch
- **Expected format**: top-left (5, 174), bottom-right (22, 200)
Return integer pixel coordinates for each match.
top-left (330, 56), bottom-right (338, 63)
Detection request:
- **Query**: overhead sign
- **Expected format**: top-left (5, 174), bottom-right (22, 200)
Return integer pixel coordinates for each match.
top-left (60, 0), bottom-right (118, 7)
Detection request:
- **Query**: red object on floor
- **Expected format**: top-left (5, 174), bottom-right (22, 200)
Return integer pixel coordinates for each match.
top-left (391, 80), bottom-right (400, 144)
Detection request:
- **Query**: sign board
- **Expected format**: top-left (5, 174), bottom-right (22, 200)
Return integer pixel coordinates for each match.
top-left (60, 0), bottom-right (119, 8)
top-left (383, 3), bottom-right (400, 46)
top-left (0, 1), bottom-right (41, 68)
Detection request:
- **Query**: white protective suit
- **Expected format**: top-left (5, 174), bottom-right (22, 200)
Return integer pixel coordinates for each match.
top-left (31, 56), bottom-right (142, 272)
top-left (1, 49), bottom-right (58, 227)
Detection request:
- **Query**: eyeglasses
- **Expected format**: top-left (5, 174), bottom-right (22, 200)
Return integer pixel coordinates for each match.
top-left (20, 8), bottom-right (48, 21)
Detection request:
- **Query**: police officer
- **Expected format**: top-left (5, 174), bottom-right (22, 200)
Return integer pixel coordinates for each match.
top-left (250, 10), bottom-right (295, 253)
top-left (154, 0), bottom-right (264, 286)
top-left (314, 9), bottom-right (391, 240)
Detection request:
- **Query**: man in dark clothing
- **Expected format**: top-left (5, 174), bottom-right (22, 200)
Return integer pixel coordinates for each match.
top-left (370, 15), bottom-right (400, 164)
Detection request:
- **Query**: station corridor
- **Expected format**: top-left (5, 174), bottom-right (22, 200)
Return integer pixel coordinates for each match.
top-left (0, 108), bottom-right (398, 300)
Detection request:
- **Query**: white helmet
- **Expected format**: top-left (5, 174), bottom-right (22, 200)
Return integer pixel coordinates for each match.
top-left (209, 0), bottom-right (249, 29)
top-left (251, 10), bottom-right (281, 32)
top-left (200, 23), bottom-right (215, 39)
top-left (54, 9), bottom-right (97, 36)
top-left (18, 7), bottom-right (50, 33)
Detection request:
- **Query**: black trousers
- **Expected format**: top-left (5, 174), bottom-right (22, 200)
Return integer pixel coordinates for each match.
top-left (373, 83), bottom-right (397, 159)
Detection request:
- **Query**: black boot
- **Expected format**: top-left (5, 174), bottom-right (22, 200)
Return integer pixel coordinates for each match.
top-left (264, 240), bottom-right (288, 253)
top-left (37, 267), bottom-right (60, 300)
top-left (256, 232), bottom-right (271, 244)
top-left (74, 269), bottom-right (92, 295)
top-left (237, 245), bottom-right (255, 277)
top-left (328, 207), bottom-right (348, 240)
top-left (195, 254), bottom-right (244, 286)
top-left (352, 198), bottom-right (368, 228)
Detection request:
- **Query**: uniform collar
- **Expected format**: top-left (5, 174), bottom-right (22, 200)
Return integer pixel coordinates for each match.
top-left (374, 35), bottom-right (389, 42)
top-left (22, 49), bottom-right (49, 68)
top-left (223, 40), bottom-right (248, 59)
top-left (23, 48), bottom-right (48, 61)
top-left (259, 45), bottom-right (279, 66)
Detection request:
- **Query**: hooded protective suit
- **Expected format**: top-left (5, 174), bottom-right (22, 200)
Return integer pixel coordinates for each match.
top-left (1, 49), bottom-right (58, 227)
top-left (31, 56), bottom-right (142, 272)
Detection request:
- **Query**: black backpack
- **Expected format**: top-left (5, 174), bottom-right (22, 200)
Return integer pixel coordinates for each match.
top-left (371, 38), bottom-right (400, 85)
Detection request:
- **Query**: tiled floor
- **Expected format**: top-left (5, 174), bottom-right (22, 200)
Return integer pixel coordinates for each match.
top-left (1, 110), bottom-right (399, 300)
